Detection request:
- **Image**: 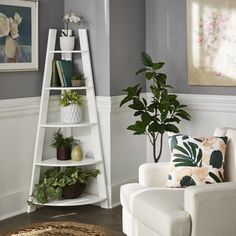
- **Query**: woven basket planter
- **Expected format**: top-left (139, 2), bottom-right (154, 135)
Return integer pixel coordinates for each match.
top-left (62, 182), bottom-right (86, 199)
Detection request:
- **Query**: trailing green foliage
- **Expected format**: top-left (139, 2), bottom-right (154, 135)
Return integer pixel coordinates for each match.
top-left (59, 90), bottom-right (84, 107)
top-left (120, 52), bottom-right (191, 163)
top-left (51, 129), bottom-right (76, 148)
top-left (28, 167), bottom-right (100, 204)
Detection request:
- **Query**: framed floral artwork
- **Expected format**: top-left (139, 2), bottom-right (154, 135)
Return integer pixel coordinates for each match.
top-left (187, 0), bottom-right (236, 86)
top-left (0, 0), bottom-right (38, 71)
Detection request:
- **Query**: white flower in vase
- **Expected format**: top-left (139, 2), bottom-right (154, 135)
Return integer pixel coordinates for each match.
top-left (61, 13), bottom-right (81, 36)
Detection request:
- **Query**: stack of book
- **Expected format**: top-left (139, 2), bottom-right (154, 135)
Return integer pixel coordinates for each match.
top-left (51, 60), bottom-right (75, 87)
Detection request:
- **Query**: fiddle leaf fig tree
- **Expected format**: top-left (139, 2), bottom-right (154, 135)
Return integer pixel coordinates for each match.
top-left (120, 52), bottom-right (191, 163)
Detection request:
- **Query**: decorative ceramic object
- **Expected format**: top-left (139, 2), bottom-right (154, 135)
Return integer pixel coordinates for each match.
top-left (60, 29), bottom-right (73, 60)
top-left (71, 145), bottom-right (83, 161)
top-left (59, 36), bottom-right (75, 51)
top-left (61, 104), bottom-right (82, 124)
top-left (57, 146), bottom-right (71, 161)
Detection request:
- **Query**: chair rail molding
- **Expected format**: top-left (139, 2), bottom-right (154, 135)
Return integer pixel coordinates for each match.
top-left (1, 92), bottom-right (234, 219)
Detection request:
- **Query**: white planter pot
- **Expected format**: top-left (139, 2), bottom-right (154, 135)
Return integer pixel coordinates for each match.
top-left (61, 104), bottom-right (82, 124)
top-left (60, 36), bottom-right (75, 51)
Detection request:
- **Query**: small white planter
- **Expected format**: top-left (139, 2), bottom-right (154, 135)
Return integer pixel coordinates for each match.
top-left (61, 104), bottom-right (82, 124)
top-left (60, 36), bottom-right (75, 51)
top-left (60, 30), bottom-right (74, 60)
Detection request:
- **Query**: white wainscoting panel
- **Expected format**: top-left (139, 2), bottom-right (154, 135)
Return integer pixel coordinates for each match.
top-left (97, 96), bottom-right (146, 207)
top-left (2, 93), bottom-right (231, 219)
top-left (147, 93), bottom-right (236, 163)
top-left (0, 96), bottom-right (58, 221)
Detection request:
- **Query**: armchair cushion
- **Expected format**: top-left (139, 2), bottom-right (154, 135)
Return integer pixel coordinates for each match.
top-left (184, 182), bottom-right (236, 236)
top-left (139, 162), bottom-right (169, 187)
top-left (131, 188), bottom-right (190, 236)
top-left (166, 134), bottom-right (228, 187)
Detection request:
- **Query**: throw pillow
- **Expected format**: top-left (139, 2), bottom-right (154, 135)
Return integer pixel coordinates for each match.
top-left (166, 134), bottom-right (228, 188)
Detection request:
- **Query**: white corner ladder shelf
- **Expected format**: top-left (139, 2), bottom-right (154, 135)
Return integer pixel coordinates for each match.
top-left (27, 29), bottom-right (108, 212)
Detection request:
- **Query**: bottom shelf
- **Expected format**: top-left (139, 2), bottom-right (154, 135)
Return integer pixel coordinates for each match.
top-left (34, 194), bottom-right (106, 207)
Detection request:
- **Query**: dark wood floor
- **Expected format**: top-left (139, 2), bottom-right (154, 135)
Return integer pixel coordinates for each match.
top-left (0, 205), bottom-right (125, 235)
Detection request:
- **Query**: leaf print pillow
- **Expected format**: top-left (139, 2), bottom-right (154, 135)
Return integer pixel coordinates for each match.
top-left (166, 134), bottom-right (228, 188)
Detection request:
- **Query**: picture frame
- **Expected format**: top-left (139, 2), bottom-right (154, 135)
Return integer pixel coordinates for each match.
top-left (0, 0), bottom-right (38, 72)
top-left (187, 0), bottom-right (236, 86)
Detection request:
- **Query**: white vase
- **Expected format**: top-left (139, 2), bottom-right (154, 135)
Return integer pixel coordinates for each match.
top-left (61, 104), bottom-right (82, 124)
top-left (60, 35), bottom-right (75, 61)
top-left (60, 36), bottom-right (75, 51)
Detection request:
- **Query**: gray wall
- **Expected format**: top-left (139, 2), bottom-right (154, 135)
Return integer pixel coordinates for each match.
top-left (65, 0), bottom-right (110, 96)
top-left (0, 0), bottom-right (64, 99)
top-left (146, 0), bottom-right (236, 95)
top-left (110, 0), bottom-right (146, 95)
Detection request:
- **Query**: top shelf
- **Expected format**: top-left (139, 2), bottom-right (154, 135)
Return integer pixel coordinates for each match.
top-left (48, 50), bottom-right (88, 54)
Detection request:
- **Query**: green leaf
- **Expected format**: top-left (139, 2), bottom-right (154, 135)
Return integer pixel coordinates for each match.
top-left (36, 191), bottom-right (47, 204)
top-left (164, 124), bottom-right (179, 133)
top-left (152, 62), bottom-right (165, 70)
top-left (176, 110), bottom-right (191, 120)
top-left (209, 172), bottom-right (222, 183)
top-left (141, 112), bottom-right (153, 125)
top-left (129, 98), bottom-right (145, 110)
top-left (148, 123), bottom-right (165, 133)
top-left (142, 98), bottom-right (147, 106)
top-left (165, 117), bottom-right (180, 123)
top-left (219, 171), bottom-right (224, 182)
top-left (156, 73), bottom-right (167, 82)
top-left (127, 121), bottom-right (147, 135)
top-left (141, 52), bottom-right (153, 67)
top-left (136, 67), bottom-right (149, 75)
top-left (120, 95), bottom-right (133, 107)
top-left (196, 149), bottom-right (202, 167)
top-left (145, 72), bottom-right (154, 80)
top-left (174, 145), bottom-right (190, 156)
top-left (183, 142), bottom-right (193, 157)
top-left (134, 111), bottom-right (143, 116)
top-left (174, 159), bottom-right (198, 167)
top-left (173, 154), bottom-right (192, 160)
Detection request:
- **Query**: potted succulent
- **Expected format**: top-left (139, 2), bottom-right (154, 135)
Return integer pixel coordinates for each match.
top-left (51, 129), bottom-right (76, 160)
top-left (71, 72), bottom-right (86, 87)
top-left (28, 167), bottom-right (100, 204)
top-left (120, 52), bottom-right (191, 163)
top-left (59, 90), bottom-right (84, 124)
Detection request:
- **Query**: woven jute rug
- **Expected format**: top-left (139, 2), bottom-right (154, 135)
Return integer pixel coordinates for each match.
top-left (1, 221), bottom-right (112, 236)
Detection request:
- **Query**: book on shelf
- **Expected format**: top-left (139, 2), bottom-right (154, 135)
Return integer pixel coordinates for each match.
top-left (55, 60), bottom-right (75, 87)
top-left (51, 60), bottom-right (61, 87)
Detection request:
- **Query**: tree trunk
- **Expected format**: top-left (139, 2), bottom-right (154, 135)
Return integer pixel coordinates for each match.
top-left (153, 133), bottom-right (164, 163)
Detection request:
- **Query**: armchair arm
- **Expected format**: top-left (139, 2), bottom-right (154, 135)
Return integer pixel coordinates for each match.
top-left (139, 162), bottom-right (169, 187)
top-left (184, 182), bottom-right (236, 236)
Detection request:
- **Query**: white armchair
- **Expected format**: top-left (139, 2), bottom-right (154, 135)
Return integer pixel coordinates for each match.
top-left (120, 127), bottom-right (236, 236)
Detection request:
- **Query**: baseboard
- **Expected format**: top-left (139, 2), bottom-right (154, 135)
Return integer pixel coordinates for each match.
top-left (0, 189), bottom-right (28, 221)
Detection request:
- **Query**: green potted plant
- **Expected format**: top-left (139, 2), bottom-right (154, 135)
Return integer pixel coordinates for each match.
top-left (120, 52), bottom-right (191, 163)
top-left (28, 167), bottom-right (100, 204)
top-left (71, 72), bottom-right (86, 87)
top-left (59, 90), bottom-right (84, 124)
top-left (51, 129), bottom-right (76, 160)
